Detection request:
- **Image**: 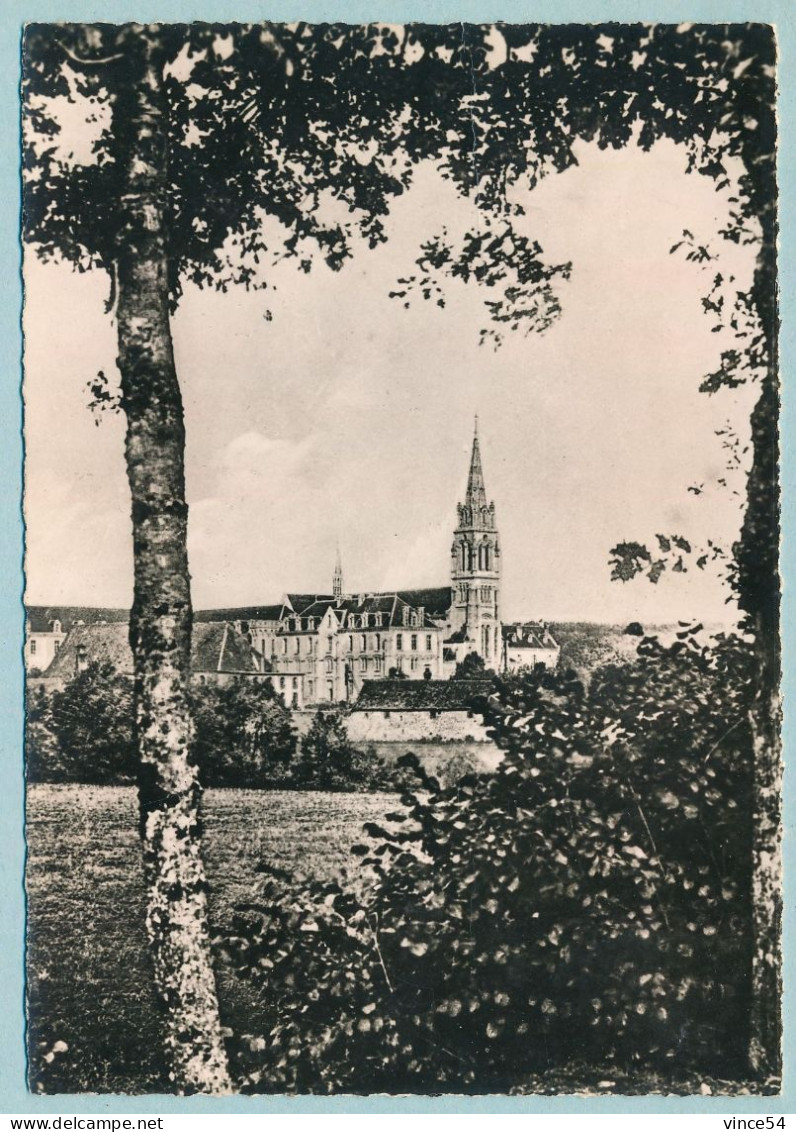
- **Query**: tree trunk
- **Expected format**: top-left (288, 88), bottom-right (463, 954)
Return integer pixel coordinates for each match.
top-left (738, 223), bottom-right (782, 1080)
top-left (744, 377), bottom-right (782, 1082)
top-left (113, 28), bottom-right (231, 1094)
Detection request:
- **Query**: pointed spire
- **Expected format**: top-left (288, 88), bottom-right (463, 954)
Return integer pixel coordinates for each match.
top-left (466, 415), bottom-right (487, 510)
top-left (333, 543), bottom-right (343, 601)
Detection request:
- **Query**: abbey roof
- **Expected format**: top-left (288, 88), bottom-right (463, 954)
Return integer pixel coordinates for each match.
top-left (45, 621), bottom-right (260, 680)
top-left (353, 679), bottom-right (492, 712)
top-left (26, 606), bottom-right (128, 634)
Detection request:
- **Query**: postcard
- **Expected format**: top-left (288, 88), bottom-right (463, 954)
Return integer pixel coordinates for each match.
top-left (19, 18), bottom-right (782, 1101)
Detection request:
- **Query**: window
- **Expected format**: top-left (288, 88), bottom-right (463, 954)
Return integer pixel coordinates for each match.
top-left (294, 637), bottom-right (300, 655)
top-left (292, 692), bottom-right (298, 708)
top-left (326, 657), bottom-right (333, 674)
top-left (348, 635), bottom-right (354, 653)
top-left (360, 658), bottom-right (367, 673)
top-left (396, 634), bottom-right (403, 651)
top-left (327, 681), bottom-right (334, 700)
top-left (410, 656), bottom-right (418, 671)
top-left (292, 677), bottom-right (298, 688)
top-left (327, 635), bottom-right (333, 653)
top-left (429, 710), bottom-right (439, 719)
top-left (54, 640), bottom-right (61, 654)
top-left (375, 634), bottom-right (381, 651)
top-left (307, 680), bottom-right (314, 700)
top-left (426, 635), bottom-right (432, 651)
top-left (375, 613), bottom-right (383, 627)
top-left (383, 710), bottom-right (391, 719)
top-left (280, 677), bottom-right (286, 689)
top-left (361, 634), bottom-right (367, 651)
top-left (281, 638), bottom-right (287, 655)
top-left (374, 656), bottom-right (382, 673)
top-left (30, 640), bottom-right (36, 655)
top-left (411, 634), bottom-right (417, 651)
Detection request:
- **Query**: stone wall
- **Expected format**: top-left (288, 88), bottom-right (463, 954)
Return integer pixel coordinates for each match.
top-left (347, 708), bottom-right (489, 742)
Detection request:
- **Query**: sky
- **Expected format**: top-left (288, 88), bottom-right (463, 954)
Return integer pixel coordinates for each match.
top-left (23, 136), bottom-right (760, 624)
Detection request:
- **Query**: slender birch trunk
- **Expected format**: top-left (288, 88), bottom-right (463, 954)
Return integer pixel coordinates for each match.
top-left (112, 27), bottom-right (231, 1094)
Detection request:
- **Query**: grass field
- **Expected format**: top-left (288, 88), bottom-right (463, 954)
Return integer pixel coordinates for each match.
top-left (26, 784), bottom-right (397, 1094)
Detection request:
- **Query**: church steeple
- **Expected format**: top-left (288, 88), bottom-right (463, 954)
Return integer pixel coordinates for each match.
top-left (465, 415), bottom-right (487, 511)
top-left (450, 418), bottom-right (501, 668)
top-left (333, 545), bottom-right (343, 601)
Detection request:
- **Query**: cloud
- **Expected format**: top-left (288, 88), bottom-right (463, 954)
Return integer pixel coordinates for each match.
top-left (188, 430), bottom-right (335, 605)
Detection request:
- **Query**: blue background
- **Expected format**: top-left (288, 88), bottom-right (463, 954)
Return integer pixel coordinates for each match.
top-left (2, 0), bottom-right (792, 1114)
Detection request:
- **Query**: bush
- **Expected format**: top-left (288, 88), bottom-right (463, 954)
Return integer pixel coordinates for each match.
top-left (26, 663), bottom-right (137, 784)
top-left (191, 679), bottom-right (297, 788)
top-left (25, 684), bottom-right (64, 783)
top-left (452, 651), bottom-right (496, 680)
top-left (220, 628), bottom-right (756, 1093)
top-left (289, 711), bottom-right (424, 793)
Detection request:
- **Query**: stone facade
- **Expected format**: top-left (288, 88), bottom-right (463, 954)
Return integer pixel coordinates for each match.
top-left (347, 707), bottom-right (488, 743)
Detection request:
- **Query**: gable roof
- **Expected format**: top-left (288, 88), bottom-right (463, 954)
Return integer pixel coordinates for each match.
top-left (340, 593), bottom-right (442, 630)
top-left (45, 623), bottom-right (132, 678)
top-left (282, 599), bottom-right (340, 626)
top-left (353, 679), bottom-right (493, 712)
top-left (26, 606), bottom-right (129, 634)
top-left (45, 621), bottom-right (260, 680)
top-left (502, 622), bottom-right (559, 650)
top-left (286, 593), bottom-right (334, 613)
top-left (396, 587), bottom-right (453, 618)
top-left (195, 605), bottom-right (286, 624)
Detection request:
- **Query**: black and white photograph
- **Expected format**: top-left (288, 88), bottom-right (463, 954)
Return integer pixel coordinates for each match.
top-left (21, 21), bottom-right (780, 1097)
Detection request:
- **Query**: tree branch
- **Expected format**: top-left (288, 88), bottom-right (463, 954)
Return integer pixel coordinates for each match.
top-left (56, 38), bottom-right (125, 68)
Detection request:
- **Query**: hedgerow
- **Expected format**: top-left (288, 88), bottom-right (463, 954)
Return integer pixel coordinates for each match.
top-left (219, 628), bottom-right (756, 1093)
top-left (26, 672), bottom-right (420, 793)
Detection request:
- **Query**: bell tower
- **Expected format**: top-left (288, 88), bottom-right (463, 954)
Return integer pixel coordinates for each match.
top-left (450, 417), bottom-right (501, 668)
